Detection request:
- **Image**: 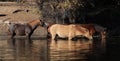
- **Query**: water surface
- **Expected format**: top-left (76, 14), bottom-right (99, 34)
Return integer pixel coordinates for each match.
top-left (0, 37), bottom-right (117, 61)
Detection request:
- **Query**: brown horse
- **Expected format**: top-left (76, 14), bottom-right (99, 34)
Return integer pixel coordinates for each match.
top-left (8, 19), bottom-right (45, 38)
top-left (76, 24), bottom-right (96, 36)
top-left (76, 24), bottom-right (106, 39)
top-left (48, 24), bottom-right (92, 40)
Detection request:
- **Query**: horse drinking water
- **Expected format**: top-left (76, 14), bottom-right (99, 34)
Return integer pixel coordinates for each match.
top-left (48, 24), bottom-right (92, 40)
top-left (7, 19), bottom-right (45, 38)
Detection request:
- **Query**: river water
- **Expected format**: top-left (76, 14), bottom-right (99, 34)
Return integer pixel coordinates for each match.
top-left (0, 37), bottom-right (119, 61)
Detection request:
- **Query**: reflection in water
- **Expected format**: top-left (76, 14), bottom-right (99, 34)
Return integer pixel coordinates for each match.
top-left (49, 39), bottom-right (93, 61)
top-left (14, 38), bottom-right (32, 61)
top-left (0, 38), bottom-right (15, 61)
top-left (87, 38), bottom-right (106, 61)
top-left (0, 37), bottom-right (107, 61)
top-left (0, 38), bottom-right (48, 61)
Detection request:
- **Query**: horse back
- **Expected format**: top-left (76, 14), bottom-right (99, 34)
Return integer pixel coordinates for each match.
top-left (48, 24), bottom-right (63, 33)
top-left (49, 24), bottom-right (89, 34)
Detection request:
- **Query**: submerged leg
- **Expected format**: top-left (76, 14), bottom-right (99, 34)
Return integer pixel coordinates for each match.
top-left (51, 33), bottom-right (56, 40)
top-left (11, 32), bottom-right (15, 38)
top-left (8, 28), bottom-right (15, 38)
top-left (68, 32), bottom-right (74, 40)
top-left (68, 36), bottom-right (72, 40)
top-left (25, 26), bottom-right (32, 39)
top-left (25, 32), bottom-right (31, 39)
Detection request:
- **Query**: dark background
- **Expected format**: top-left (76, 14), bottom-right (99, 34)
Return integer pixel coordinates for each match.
top-left (35, 0), bottom-right (120, 36)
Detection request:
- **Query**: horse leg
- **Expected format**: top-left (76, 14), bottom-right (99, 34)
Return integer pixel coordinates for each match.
top-left (51, 33), bottom-right (56, 40)
top-left (25, 32), bottom-right (31, 39)
top-left (8, 28), bottom-right (15, 38)
top-left (68, 35), bottom-right (73, 40)
top-left (11, 32), bottom-right (15, 38)
top-left (68, 31), bottom-right (74, 40)
top-left (25, 27), bottom-right (32, 39)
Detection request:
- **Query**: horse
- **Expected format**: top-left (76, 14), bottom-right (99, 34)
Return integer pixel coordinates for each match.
top-left (76, 24), bottom-right (96, 36)
top-left (94, 24), bottom-right (107, 39)
top-left (77, 24), bottom-right (106, 39)
top-left (48, 24), bottom-right (92, 40)
top-left (7, 19), bottom-right (45, 38)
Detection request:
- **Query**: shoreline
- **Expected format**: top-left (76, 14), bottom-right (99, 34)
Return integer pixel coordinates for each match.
top-left (0, 36), bottom-right (47, 40)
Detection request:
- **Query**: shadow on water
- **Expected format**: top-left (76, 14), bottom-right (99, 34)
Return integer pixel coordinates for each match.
top-left (1, 36), bottom-right (120, 61)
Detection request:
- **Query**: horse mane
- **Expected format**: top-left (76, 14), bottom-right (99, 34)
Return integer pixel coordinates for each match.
top-left (28, 19), bottom-right (40, 24)
top-left (27, 19), bottom-right (40, 27)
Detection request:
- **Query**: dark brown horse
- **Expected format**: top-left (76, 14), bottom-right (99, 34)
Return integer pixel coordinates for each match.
top-left (8, 19), bottom-right (45, 38)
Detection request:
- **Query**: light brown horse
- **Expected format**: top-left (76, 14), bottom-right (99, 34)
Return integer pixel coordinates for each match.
top-left (8, 19), bottom-right (45, 38)
top-left (48, 24), bottom-right (92, 40)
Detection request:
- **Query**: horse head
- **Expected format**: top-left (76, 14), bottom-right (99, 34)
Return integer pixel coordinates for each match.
top-left (39, 20), bottom-right (53, 29)
top-left (39, 20), bottom-right (46, 27)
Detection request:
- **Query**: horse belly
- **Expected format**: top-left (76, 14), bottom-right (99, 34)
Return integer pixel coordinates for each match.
top-left (15, 28), bottom-right (25, 35)
top-left (16, 31), bottom-right (25, 35)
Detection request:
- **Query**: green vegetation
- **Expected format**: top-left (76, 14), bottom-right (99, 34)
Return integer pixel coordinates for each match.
top-left (34, 0), bottom-right (120, 25)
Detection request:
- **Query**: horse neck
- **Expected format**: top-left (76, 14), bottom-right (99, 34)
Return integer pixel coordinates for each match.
top-left (28, 22), bottom-right (40, 31)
